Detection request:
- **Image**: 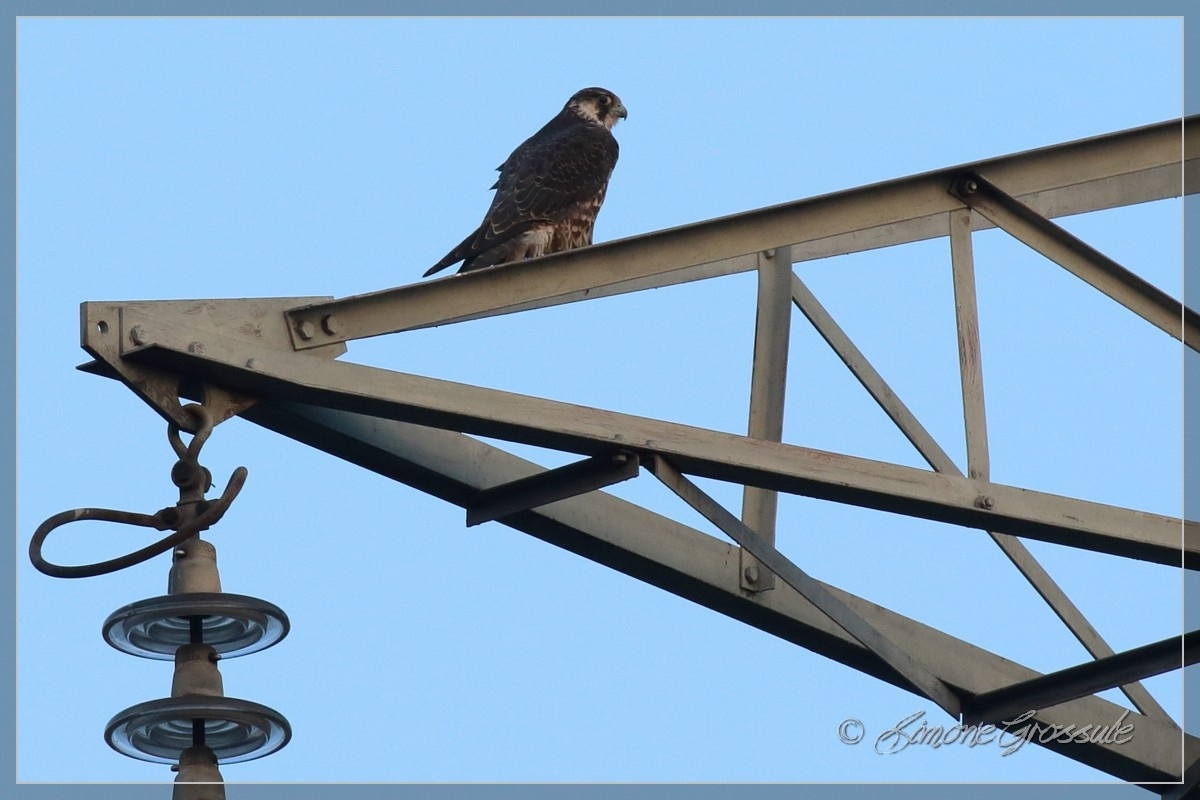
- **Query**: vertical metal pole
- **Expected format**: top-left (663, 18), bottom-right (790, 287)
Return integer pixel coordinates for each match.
top-left (949, 209), bottom-right (989, 479)
top-left (947, 208), bottom-right (1172, 722)
top-left (740, 246), bottom-right (793, 592)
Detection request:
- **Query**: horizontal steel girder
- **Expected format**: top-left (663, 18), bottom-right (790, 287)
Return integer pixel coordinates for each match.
top-left (95, 304), bottom-right (1193, 571)
top-left (281, 117), bottom-right (1195, 348)
top-left (233, 400), bottom-right (1195, 784)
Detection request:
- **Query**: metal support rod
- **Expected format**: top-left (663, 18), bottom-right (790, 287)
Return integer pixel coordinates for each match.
top-left (282, 118), bottom-right (1195, 349)
top-left (466, 450), bottom-right (640, 526)
top-left (740, 247), bottom-right (793, 592)
top-left (795, 256), bottom-right (1175, 723)
top-left (949, 208), bottom-right (990, 481)
top-left (236, 400), bottom-right (1194, 782)
top-left (950, 171), bottom-right (1199, 350)
top-left (647, 455), bottom-right (962, 717)
top-left (118, 327), bottom-right (1196, 569)
top-left (950, 208), bottom-right (1172, 723)
top-left (963, 631), bottom-right (1199, 726)
top-left (789, 272), bottom-right (957, 468)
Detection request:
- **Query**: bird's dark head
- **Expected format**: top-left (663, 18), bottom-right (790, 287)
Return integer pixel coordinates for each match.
top-left (567, 87), bottom-right (627, 130)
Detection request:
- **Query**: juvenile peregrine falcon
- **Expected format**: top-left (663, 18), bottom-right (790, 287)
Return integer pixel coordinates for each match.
top-left (423, 87), bottom-right (627, 278)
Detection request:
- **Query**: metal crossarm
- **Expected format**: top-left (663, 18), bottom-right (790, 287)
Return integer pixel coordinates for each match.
top-left (67, 116), bottom-right (1196, 787)
top-left (104, 323), bottom-right (1192, 568)
top-left (281, 118), bottom-right (1196, 349)
top-left (233, 401), bottom-right (1195, 784)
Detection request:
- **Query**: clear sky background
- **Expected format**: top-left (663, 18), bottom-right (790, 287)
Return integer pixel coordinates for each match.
top-left (14, 13), bottom-right (1188, 789)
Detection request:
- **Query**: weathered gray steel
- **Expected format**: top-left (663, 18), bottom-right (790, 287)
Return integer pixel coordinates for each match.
top-left (950, 171), bottom-right (1197, 349)
top-left (794, 237), bottom-right (1175, 722)
top-left (739, 247), bottom-right (793, 592)
top-left (112, 319), bottom-right (1193, 570)
top-left (963, 631), bottom-right (1198, 728)
top-left (465, 451), bottom-right (639, 527)
top-left (235, 400), bottom-right (1195, 784)
top-left (788, 273), bottom-right (956, 468)
top-left (282, 118), bottom-right (1194, 348)
top-left (949, 207), bottom-right (990, 481)
top-left (70, 116), bottom-right (1194, 787)
top-left (647, 455), bottom-right (962, 718)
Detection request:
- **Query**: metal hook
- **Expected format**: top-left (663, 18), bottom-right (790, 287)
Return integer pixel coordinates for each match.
top-left (168, 404), bottom-right (215, 463)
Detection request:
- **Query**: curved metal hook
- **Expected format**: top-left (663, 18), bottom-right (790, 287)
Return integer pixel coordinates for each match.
top-left (168, 403), bottom-right (215, 462)
top-left (29, 467), bottom-right (248, 579)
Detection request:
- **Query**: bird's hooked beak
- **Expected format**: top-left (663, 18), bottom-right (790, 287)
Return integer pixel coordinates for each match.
top-left (613, 101), bottom-right (628, 121)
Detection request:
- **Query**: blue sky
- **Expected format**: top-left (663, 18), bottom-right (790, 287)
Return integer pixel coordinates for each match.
top-left (15, 14), bottom-right (1187, 788)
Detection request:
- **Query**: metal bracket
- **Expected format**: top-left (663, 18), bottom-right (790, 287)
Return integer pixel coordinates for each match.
top-left (466, 451), bottom-right (640, 526)
top-left (79, 298), bottom-right (345, 430)
top-left (963, 631), bottom-right (1199, 726)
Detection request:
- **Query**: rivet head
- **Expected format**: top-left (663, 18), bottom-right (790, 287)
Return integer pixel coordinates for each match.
top-left (129, 325), bottom-right (148, 346)
top-left (187, 341), bottom-right (206, 355)
top-left (975, 495), bottom-right (995, 510)
top-left (744, 565), bottom-right (760, 584)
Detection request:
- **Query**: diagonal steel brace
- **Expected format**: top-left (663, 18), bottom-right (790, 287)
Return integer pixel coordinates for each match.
top-left (645, 455), bottom-right (963, 719)
top-left (963, 630), bottom-right (1200, 726)
top-left (948, 171), bottom-right (1199, 350)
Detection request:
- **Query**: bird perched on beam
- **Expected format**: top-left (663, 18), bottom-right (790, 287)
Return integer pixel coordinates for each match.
top-left (423, 87), bottom-right (627, 278)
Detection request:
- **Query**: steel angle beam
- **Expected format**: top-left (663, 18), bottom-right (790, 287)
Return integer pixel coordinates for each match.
top-left (466, 450), bottom-right (640, 526)
top-left (963, 632), bottom-right (1199, 727)
top-left (231, 401), bottom-right (1192, 783)
top-left (740, 247), bottom-right (793, 593)
top-left (115, 323), bottom-right (1193, 569)
top-left (283, 117), bottom-right (1195, 349)
top-left (790, 269), bottom-right (1174, 722)
top-left (949, 171), bottom-right (1198, 349)
top-left (646, 455), bottom-right (961, 717)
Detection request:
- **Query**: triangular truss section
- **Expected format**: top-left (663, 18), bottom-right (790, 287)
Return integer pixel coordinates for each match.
top-left (77, 116), bottom-right (1200, 788)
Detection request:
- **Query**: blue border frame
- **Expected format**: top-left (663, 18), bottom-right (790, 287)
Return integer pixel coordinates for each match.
top-left (6, 3), bottom-right (1192, 798)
